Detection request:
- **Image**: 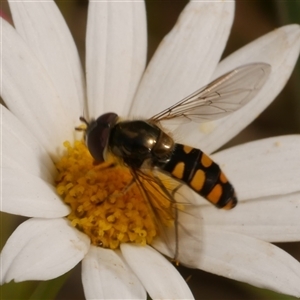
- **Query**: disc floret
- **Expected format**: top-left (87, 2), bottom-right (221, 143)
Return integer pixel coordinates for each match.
top-left (55, 141), bottom-right (165, 249)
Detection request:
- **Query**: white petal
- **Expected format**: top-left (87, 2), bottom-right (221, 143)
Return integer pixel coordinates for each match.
top-left (0, 218), bottom-right (90, 284)
top-left (82, 246), bottom-right (146, 299)
top-left (2, 167), bottom-right (70, 218)
top-left (151, 201), bottom-right (204, 265)
top-left (121, 244), bottom-right (194, 300)
top-left (86, 1), bottom-right (147, 118)
top-left (0, 20), bottom-right (73, 155)
top-left (202, 192), bottom-right (300, 242)
top-left (178, 25), bottom-right (300, 153)
top-left (130, 1), bottom-right (234, 118)
top-left (187, 229), bottom-right (300, 298)
top-left (214, 24), bottom-right (300, 81)
top-left (212, 135), bottom-right (300, 200)
top-left (2, 105), bottom-right (56, 183)
top-left (8, 0), bottom-right (85, 125)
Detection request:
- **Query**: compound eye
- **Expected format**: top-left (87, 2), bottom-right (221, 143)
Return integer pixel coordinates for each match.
top-left (85, 113), bottom-right (118, 162)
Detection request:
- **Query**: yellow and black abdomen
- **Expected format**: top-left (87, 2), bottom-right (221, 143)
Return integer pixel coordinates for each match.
top-left (158, 143), bottom-right (237, 209)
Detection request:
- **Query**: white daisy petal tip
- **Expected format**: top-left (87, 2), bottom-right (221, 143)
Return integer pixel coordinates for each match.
top-left (1, 20), bottom-right (74, 153)
top-left (130, 0), bottom-right (235, 118)
top-left (214, 23), bottom-right (300, 78)
top-left (181, 23), bottom-right (300, 153)
top-left (8, 0), bottom-right (86, 124)
top-left (121, 244), bottom-right (195, 300)
top-left (195, 230), bottom-right (300, 298)
top-left (1, 218), bottom-right (90, 283)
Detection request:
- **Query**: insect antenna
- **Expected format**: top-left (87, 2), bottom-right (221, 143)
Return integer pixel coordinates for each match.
top-left (79, 116), bottom-right (89, 125)
top-left (75, 116), bottom-right (90, 132)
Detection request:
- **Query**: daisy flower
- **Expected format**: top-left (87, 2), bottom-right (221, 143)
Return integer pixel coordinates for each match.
top-left (1, 0), bottom-right (300, 299)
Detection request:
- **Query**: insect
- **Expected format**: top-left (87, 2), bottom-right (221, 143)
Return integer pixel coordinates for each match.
top-left (80, 63), bottom-right (270, 207)
top-left (79, 63), bottom-right (271, 260)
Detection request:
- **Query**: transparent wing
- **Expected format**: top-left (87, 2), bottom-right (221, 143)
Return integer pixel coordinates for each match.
top-left (150, 63), bottom-right (271, 123)
top-left (131, 168), bottom-right (204, 263)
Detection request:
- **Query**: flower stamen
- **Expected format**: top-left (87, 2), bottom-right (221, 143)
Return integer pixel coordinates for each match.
top-left (55, 141), bottom-right (173, 249)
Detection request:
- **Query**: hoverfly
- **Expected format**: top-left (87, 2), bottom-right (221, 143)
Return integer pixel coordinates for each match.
top-left (79, 63), bottom-right (271, 260)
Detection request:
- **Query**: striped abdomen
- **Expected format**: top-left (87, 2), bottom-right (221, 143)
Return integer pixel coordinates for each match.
top-left (158, 144), bottom-right (237, 209)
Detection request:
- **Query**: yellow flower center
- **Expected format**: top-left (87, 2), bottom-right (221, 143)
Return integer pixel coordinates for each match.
top-left (55, 140), bottom-right (174, 249)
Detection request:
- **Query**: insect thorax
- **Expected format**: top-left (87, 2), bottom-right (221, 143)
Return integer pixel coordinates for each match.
top-left (109, 120), bottom-right (174, 168)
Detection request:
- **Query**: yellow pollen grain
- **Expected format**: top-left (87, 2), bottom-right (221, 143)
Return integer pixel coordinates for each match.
top-left (55, 140), bottom-right (174, 250)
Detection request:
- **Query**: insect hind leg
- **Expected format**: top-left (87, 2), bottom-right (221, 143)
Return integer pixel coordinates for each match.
top-left (132, 169), bottom-right (182, 264)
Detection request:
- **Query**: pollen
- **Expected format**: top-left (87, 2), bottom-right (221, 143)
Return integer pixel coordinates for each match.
top-left (55, 141), bottom-right (173, 249)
